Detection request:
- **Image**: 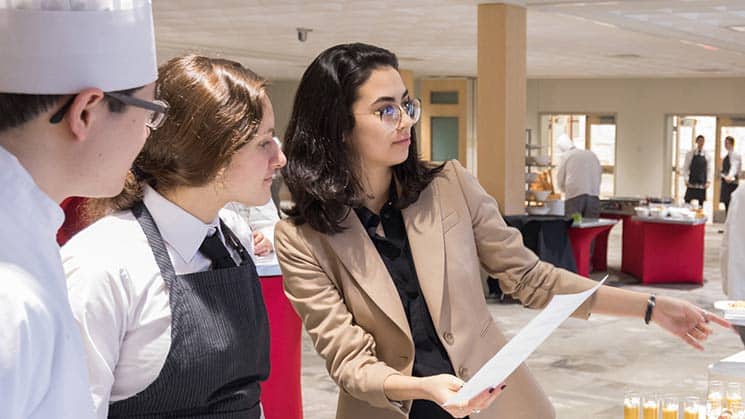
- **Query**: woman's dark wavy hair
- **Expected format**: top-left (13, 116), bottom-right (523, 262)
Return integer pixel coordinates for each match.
top-left (282, 43), bottom-right (443, 235)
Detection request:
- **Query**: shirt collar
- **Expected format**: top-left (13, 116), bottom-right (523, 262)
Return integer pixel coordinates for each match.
top-left (0, 145), bottom-right (64, 233)
top-left (142, 184), bottom-right (222, 264)
top-left (354, 180), bottom-right (400, 235)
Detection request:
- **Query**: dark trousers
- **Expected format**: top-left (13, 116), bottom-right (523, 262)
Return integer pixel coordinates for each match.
top-left (684, 187), bottom-right (706, 204)
top-left (721, 181), bottom-right (739, 213)
top-left (565, 194), bottom-right (600, 219)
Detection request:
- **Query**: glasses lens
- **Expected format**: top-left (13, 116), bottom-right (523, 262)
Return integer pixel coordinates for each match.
top-left (405, 99), bottom-right (421, 124)
top-left (147, 100), bottom-right (169, 130)
top-left (379, 104), bottom-right (400, 128)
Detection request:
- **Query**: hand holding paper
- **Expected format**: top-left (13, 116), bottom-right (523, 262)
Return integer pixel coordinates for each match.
top-left (444, 276), bottom-right (607, 407)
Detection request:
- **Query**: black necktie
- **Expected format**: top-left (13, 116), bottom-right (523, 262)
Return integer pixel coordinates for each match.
top-left (199, 231), bottom-right (237, 270)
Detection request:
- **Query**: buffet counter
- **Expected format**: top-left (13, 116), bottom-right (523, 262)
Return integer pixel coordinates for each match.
top-left (568, 218), bottom-right (618, 277)
top-left (621, 216), bottom-right (706, 284)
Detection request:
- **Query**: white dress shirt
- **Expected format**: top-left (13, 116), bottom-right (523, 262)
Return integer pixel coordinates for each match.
top-left (682, 148), bottom-right (713, 183)
top-left (0, 145), bottom-right (95, 419)
top-left (62, 185), bottom-right (255, 419)
top-left (723, 151), bottom-right (742, 180)
top-left (556, 147), bottom-right (602, 199)
top-left (722, 185), bottom-right (745, 298)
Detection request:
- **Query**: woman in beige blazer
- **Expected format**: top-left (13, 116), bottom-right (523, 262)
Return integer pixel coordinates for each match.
top-left (275, 43), bottom-right (729, 419)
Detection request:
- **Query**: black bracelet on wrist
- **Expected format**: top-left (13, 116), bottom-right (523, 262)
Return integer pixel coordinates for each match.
top-left (644, 294), bottom-right (656, 325)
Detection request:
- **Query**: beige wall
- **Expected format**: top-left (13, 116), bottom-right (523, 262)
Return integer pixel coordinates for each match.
top-left (527, 78), bottom-right (745, 197)
top-left (270, 77), bottom-right (745, 200)
top-left (268, 80), bottom-right (300, 140)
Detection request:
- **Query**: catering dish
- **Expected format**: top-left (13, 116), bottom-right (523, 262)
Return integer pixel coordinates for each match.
top-left (715, 300), bottom-right (745, 312)
top-left (634, 207), bottom-right (649, 217)
top-left (533, 154), bottom-right (551, 166)
top-left (527, 205), bottom-right (550, 215)
top-left (532, 190), bottom-right (550, 201)
top-left (546, 199), bottom-right (564, 216)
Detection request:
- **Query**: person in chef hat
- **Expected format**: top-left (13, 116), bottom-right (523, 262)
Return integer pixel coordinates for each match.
top-left (0, 1), bottom-right (160, 418)
top-left (556, 133), bottom-right (602, 219)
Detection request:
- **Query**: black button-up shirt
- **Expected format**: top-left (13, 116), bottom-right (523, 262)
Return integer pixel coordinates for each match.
top-left (354, 185), bottom-right (457, 419)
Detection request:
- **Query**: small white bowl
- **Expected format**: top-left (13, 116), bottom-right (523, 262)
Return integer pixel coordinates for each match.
top-left (532, 190), bottom-right (550, 201)
top-left (648, 207), bottom-right (665, 218)
top-left (634, 207), bottom-right (649, 217)
top-left (533, 155), bottom-right (551, 166)
top-left (546, 199), bottom-right (564, 216)
top-left (527, 205), bottom-right (550, 215)
top-left (525, 172), bottom-right (539, 183)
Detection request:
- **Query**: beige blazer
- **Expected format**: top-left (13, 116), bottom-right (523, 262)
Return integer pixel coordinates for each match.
top-left (275, 160), bottom-right (599, 419)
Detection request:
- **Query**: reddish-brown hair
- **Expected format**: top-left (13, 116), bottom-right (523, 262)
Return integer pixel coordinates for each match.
top-left (85, 54), bottom-right (268, 221)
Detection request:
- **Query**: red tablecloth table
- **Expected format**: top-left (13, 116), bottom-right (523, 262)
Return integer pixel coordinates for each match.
top-left (568, 219), bottom-right (618, 277)
top-left (621, 217), bottom-right (705, 284)
top-left (57, 196), bottom-right (89, 245)
top-left (259, 275), bottom-right (304, 419)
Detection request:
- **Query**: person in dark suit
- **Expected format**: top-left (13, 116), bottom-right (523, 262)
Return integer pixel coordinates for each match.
top-left (720, 136), bottom-right (741, 213)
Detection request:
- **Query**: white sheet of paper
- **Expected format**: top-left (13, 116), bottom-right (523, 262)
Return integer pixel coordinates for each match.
top-left (444, 276), bottom-right (607, 406)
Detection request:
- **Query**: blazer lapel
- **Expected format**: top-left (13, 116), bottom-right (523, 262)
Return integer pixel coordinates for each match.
top-left (325, 210), bottom-right (412, 339)
top-left (402, 182), bottom-right (447, 329)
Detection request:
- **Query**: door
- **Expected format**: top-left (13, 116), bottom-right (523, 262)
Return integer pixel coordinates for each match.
top-left (420, 79), bottom-right (468, 166)
top-left (715, 117), bottom-right (745, 212)
top-left (541, 113), bottom-right (616, 197)
top-left (671, 115), bottom-right (716, 215)
top-left (586, 114), bottom-right (617, 197)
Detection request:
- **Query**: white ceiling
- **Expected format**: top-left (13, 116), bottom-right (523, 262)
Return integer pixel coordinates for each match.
top-left (152, 0), bottom-right (745, 80)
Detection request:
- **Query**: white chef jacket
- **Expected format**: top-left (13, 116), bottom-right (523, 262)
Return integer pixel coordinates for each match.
top-left (223, 200), bottom-right (281, 275)
top-left (62, 185), bottom-right (255, 419)
top-left (722, 185), bottom-right (745, 299)
top-left (556, 147), bottom-right (602, 199)
top-left (722, 151), bottom-right (743, 180)
top-left (224, 199), bottom-right (280, 245)
top-left (0, 145), bottom-right (95, 419)
top-left (682, 149), bottom-right (713, 183)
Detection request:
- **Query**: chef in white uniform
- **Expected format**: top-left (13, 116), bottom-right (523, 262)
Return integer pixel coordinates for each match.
top-left (556, 134), bottom-right (602, 218)
top-left (0, 1), bottom-right (158, 418)
top-left (722, 185), bottom-right (745, 299)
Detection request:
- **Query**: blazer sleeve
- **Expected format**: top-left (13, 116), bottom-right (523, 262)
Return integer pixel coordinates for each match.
top-left (448, 160), bottom-right (598, 318)
top-left (274, 221), bottom-right (406, 413)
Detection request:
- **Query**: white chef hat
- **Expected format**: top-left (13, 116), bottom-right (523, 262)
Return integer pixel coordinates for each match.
top-left (0, 0), bottom-right (157, 94)
top-left (557, 134), bottom-right (575, 153)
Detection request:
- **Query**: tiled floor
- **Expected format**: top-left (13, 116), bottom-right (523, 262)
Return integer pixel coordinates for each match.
top-left (298, 223), bottom-right (743, 418)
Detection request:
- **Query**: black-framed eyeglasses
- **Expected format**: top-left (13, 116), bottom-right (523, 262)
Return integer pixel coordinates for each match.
top-left (49, 92), bottom-right (170, 130)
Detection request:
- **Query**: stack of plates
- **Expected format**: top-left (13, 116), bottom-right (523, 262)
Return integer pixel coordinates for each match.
top-left (715, 300), bottom-right (745, 325)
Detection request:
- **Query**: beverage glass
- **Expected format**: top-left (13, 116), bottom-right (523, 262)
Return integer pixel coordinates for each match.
top-left (661, 396), bottom-right (679, 419)
top-left (726, 382), bottom-right (742, 413)
top-left (708, 381), bottom-right (724, 417)
top-left (625, 391), bottom-right (641, 419)
top-left (683, 396), bottom-right (701, 419)
top-left (643, 395), bottom-right (660, 419)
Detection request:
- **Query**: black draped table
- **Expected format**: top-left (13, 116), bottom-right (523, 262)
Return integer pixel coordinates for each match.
top-left (502, 215), bottom-right (577, 272)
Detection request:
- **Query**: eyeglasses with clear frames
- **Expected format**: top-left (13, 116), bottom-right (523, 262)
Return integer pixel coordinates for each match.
top-left (356, 98), bottom-right (421, 131)
top-left (49, 92), bottom-right (170, 130)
